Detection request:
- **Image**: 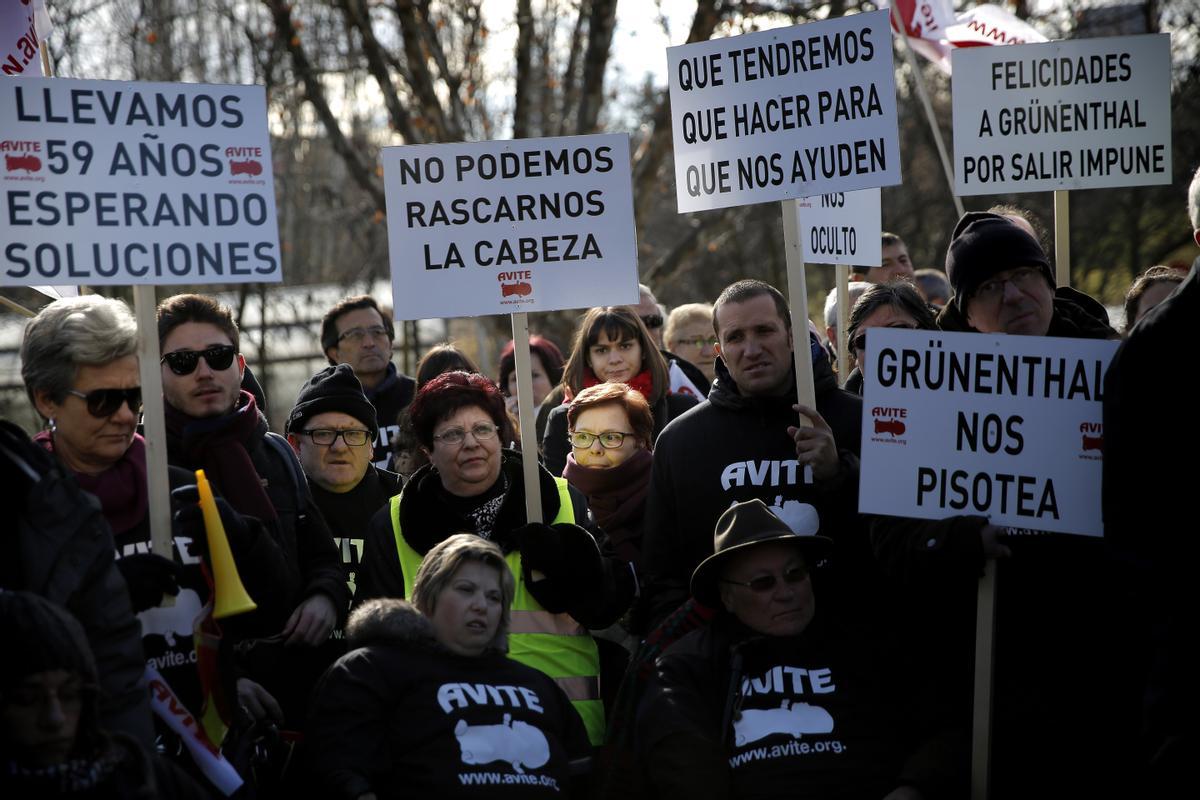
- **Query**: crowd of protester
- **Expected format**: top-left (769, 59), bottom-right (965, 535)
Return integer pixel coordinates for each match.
top-left (3, 167), bottom-right (1197, 799)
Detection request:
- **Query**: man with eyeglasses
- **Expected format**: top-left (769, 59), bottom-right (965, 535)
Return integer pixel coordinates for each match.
top-left (319, 295), bottom-right (416, 470)
top-left (637, 500), bottom-right (962, 799)
top-left (638, 283), bottom-right (712, 396)
top-left (157, 293), bottom-right (348, 728)
top-left (286, 364), bottom-right (402, 598)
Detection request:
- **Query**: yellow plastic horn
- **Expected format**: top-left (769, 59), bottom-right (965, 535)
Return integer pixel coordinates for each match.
top-left (195, 469), bottom-right (257, 619)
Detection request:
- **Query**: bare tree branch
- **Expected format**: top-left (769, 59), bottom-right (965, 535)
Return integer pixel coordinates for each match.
top-left (337, 0), bottom-right (419, 142)
top-left (575, 0), bottom-right (617, 133)
top-left (393, 0), bottom-right (459, 140)
top-left (557, 0), bottom-right (589, 136)
top-left (513, 0), bottom-right (534, 138)
top-left (417, 4), bottom-right (472, 139)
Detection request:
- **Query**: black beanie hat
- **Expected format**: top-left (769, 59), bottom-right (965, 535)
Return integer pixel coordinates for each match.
top-left (286, 364), bottom-right (379, 438)
top-left (0, 590), bottom-right (98, 688)
top-left (945, 212), bottom-right (1053, 312)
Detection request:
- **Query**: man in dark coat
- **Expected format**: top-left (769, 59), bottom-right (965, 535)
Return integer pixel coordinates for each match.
top-left (157, 294), bottom-right (349, 727)
top-left (320, 295), bottom-right (416, 470)
top-left (641, 280), bottom-right (865, 631)
top-left (287, 364), bottom-right (403, 600)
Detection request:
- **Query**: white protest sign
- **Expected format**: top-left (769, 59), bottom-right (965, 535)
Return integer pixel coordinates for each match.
top-left (383, 133), bottom-right (638, 319)
top-left (952, 33), bottom-right (1171, 195)
top-left (795, 187), bottom-right (881, 267)
top-left (1, 0), bottom-right (47, 77)
top-left (667, 9), bottom-right (901, 212)
top-left (858, 328), bottom-right (1118, 536)
top-left (0, 77), bottom-right (281, 286)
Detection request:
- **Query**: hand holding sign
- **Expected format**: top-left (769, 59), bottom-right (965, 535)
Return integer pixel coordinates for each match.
top-left (788, 403), bottom-right (839, 481)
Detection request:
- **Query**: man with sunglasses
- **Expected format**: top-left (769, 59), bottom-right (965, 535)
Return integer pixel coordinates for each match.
top-left (637, 283), bottom-right (712, 397)
top-left (637, 500), bottom-right (962, 799)
top-left (286, 364), bottom-right (402, 598)
top-left (319, 295), bottom-right (416, 470)
top-left (157, 294), bottom-right (348, 728)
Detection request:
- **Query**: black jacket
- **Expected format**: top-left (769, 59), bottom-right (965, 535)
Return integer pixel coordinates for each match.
top-left (363, 363), bottom-right (417, 470)
top-left (541, 390), bottom-right (699, 478)
top-left (356, 450), bottom-right (636, 629)
top-left (0, 420), bottom-right (154, 747)
top-left (306, 600), bottom-right (590, 799)
top-left (310, 465), bottom-right (402, 597)
top-left (637, 611), bottom-right (965, 800)
top-left (640, 347), bottom-right (865, 630)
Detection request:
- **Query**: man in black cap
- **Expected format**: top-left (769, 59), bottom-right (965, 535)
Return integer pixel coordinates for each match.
top-left (937, 211), bottom-right (1116, 339)
top-left (636, 500), bottom-right (961, 799)
top-left (287, 364), bottom-right (402, 598)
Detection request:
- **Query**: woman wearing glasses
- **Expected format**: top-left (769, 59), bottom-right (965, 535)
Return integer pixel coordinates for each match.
top-left (542, 306), bottom-right (698, 477)
top-left (841, 282), bottom-right (937, 396)
top-left (356, 371), bottom-right (635, 746)
top-left (562, 383), bottom-right (654, 570)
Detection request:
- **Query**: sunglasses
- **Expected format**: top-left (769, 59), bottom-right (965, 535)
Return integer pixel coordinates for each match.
top-left (639, 313), bottom-right (664, 330)
top-left (160, 345), bottom-right (237, 375)
top-left (65, 387), bottom-right (142, 418)
top-left (851, 324), bottom-right (917, 353)
top-left (720, 564), bottom-right (809, 593)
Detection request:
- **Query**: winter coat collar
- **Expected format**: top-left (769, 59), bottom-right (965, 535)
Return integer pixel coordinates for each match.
top-left (936, 286), bottom-right (1117, 339)
top-left (708, 332), bottom-right (838, 413)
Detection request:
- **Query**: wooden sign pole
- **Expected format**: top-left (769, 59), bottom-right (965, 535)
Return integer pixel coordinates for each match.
top-left (133, 285), bottom-right (174, 560)
top-left (971, 557), bottom-right (999, 800)
top-left (1054, 191), bottom-right (1071, 287)
top-left (510, 312), bottom-right (544, 524)
top-left (781, 200), bottom-right (817, 453)
top-left (836, 265), bottom-right (850, 387)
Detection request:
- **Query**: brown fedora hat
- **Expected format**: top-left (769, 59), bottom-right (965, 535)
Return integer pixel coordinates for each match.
top-left (691, 499), bottom-right (832, 606)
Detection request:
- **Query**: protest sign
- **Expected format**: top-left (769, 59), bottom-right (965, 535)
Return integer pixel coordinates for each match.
top-left (382, 133), bottom-right (638, 320)
top-left (667, 9), bottom-right (901, 212)
top-left (1, 0), bottom-right (49, 77)
top-left (796, 187), bottom-right (881, 267)
top-left (858, 328), bottom-right (1118, 536)
top-left (952, 33), bottom-right (1171, 195)
top-left (0, 77), bottom-right (282, 286)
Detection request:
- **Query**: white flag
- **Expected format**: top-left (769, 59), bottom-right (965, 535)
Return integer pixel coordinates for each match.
top-left (2, 0), bottom-right (52, 77)
top-left (668, 359), bottom-right (704, 399)
top-left (884, 1), bottom-right (1048, 75)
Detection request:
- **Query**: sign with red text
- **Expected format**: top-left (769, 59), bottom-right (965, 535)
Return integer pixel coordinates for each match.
top-left (1, 0), bottom-right (49, 77)
top-left (667, 9), bottom-right (901, 212)
top-left (0, 77), bottom-right (281, 285)
top-left (795, 187), bottom-right (881, 267)
top-left (952, 33), bottom-right (1171, 195)
top-left (382, 133), bottom-right (638, 319)
top-left (858, 328), bottom-right (1118, 536)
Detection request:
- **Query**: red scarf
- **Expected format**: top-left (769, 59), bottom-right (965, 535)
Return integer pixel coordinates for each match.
top-left (564, 368), bottom-right (655, 404)
top-left (34, 431), bottom-right (148, 536)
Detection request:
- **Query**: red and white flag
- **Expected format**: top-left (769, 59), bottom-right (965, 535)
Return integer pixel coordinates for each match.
top-left (2, 0), bottom-right (52, 77)
top-left (885, 0), bottom-right (1047, 74)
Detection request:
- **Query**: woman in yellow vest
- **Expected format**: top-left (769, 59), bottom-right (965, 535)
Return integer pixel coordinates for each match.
top-left (356, 371), bottom-right (637, 745)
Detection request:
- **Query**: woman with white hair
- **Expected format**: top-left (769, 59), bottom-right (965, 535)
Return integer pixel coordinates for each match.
top-left (307, 534), bottom-right (590, 799)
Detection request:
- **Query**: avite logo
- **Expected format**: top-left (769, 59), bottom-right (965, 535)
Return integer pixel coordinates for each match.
top-left (4, 153), bottom-right (41, 173)
top-left (499, 270), bottom-right (533, 299)
top-left (1079, 422), bottom-right (1103, 453)
top-left (225, 145), bottom-right (264, 177)
top-left (871, 406), bottom-right (907, 437)
top-left (229, 159), bottom-right (262, 176)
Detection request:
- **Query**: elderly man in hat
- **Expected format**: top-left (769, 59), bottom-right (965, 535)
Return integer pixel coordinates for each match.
top-left (636, 500), bottom-right (961, 800)
top-left (287, 364), bottom-right (402, 597)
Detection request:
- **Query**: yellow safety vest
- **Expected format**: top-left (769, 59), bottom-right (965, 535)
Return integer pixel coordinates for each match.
top-left (390, 477), bottom-right (605, 745)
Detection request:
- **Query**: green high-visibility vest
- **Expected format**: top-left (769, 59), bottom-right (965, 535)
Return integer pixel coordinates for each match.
top-left (390, 478), bottom-right (605, 745)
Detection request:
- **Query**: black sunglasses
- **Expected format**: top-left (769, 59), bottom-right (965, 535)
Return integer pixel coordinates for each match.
top-left (720, 564), bottom-right (809, 593)
top-left (65, 387), bottom-right (142, 418)
top-left (640, 313), bottom-right (664, 330)
top-left (160, 345), bottom-right (237, 375)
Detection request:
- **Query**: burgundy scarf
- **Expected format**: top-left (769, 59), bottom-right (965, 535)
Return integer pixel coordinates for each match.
top-left (163, 391), bottom-right (277, 522)
top-left (34, 431), bottom-right (147, 536)
top-left (563, 448), bottom-right (652, 562)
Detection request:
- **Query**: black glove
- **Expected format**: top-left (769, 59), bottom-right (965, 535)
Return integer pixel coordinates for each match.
top-left (516, 523), bottom-right (603, 614)
top-left (116, 553), bottom-right (182, 613)
top-left (172, 484), bottom-right (253, 563)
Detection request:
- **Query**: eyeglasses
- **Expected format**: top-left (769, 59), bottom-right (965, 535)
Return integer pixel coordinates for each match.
top-left (851, 324), bottom-right (917, 353)
top-left (303, 428), bottom-right (371, 447)
top-left (65, 387), bottom-right (142, 418)
top-left (973, 267), bottom-right (1044, 306)
top-left (639, 313), bottom-right (664, 330)
top-left (568, 430), bottom-right (635, 450)
top-left (677, 335), bottom-right (718, 349)
top-left (160, 345), bottom-right (237, 376)
top-left (432, 422), bottom-right (498, 446)
top-left (720, 564), bottom-right (809, 593)
top-left (337, 325), bottom-right (390, 344)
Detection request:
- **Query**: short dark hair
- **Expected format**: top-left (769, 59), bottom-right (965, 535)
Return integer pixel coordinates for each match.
top-left (566, 382), bottom-right (656, 452)
top-left (712, 280), bottom-right (791, 337)
top-left (416, 344), bottom-right (480, 388)
top-left (1123, 265), bottom-right (1183, 331)
top-left (157, 294), bottom-right (240, 351)
top-left (913, 268), bottom-right (952, 305)
top-left (846, 281), bottom-right (937, 349)
top-left (881, 231), bottom-right (905, 249)
top-left (560, 306), bottom-right (669, 404)
top-left (498, 336), bottom-right (565, 397)
top-left (320, 295), bottom-right (395, 363)
top-left (408, 371), bottom-right (509, 450)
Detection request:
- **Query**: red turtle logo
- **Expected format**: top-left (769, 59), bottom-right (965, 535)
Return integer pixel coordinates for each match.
top-left (871, 406), bottom-right (907, 437)
top-left (502, 282), bottom-right (532, 297)
top-left (230, 159), bottom-right (263, 176)
top-left (5, 154), bottom-right (41, 173)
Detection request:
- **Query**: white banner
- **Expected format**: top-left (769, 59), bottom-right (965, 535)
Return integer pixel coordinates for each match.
top-left (858, 329), bottom-right (1118, 536)
top-left (0, 77), bottom-right (282, 286)
top-left (383, 133), bottom-right (638, 320)
top-left (1, 0), bottom-right (49, 77)
top-left (795, 187), bottom-right (881, 267)
top-left (667, 9), bottom-right (901, 212)
top-left (952, 33), bottom-right (1171, 195)
top-left (886, 1), bottom-right (1047, 74)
